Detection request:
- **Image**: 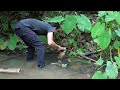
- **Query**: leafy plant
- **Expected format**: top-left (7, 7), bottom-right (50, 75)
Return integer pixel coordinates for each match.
top-left (0, 39), bottom-right (7, 50)
top-left (6, 34), bottom-right (18, 50)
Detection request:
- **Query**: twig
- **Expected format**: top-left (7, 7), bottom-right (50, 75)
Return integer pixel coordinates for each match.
top-left (76, 49), bottom-right (102, 62)
top-left (97, 64), bottom-right (107, 71)
top-left (77, 54), bottom-right (96, 62)
top-left (80, 49), bottom-right (102, 56)
top-left (109, 46), bottom-right (113, 63)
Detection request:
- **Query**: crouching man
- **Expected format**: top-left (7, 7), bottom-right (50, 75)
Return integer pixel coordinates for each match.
top-left (15, 18), bottom-right (66, 68)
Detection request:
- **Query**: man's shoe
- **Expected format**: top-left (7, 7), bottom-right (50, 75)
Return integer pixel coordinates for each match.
top-left (38, 64), bottom-right (45, 68)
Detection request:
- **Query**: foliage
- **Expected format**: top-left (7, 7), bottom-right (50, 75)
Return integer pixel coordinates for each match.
top-left (92, 11), bottom-right (120, 79)
top-left (92, 71), bottom-right (107, 79)
top-left (46, 11), bottom-right (120, 79)
top-left (1, 11), bottom-right (120, 79)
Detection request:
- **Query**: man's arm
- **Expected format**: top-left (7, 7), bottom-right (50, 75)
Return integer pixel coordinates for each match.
top-left (47, 32), bottom-right (65, 51)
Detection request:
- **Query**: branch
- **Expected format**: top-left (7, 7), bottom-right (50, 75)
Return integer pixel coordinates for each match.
top-left (76, 49), bottom-right (102, 62)
top-left (80, 49), bottom-right (102, 56)
top-left (77, 54), bottom-right (96, 62)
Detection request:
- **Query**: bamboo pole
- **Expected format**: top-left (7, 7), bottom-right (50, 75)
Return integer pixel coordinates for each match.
top-left (0, 68), bottom-right (21, 73)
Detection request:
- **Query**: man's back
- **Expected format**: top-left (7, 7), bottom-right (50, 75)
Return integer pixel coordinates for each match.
top-left (18, 18), bottom-right (53, 35)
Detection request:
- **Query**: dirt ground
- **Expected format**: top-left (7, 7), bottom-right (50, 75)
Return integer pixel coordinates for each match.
top-left (0, 52), bottom-right (94, 79)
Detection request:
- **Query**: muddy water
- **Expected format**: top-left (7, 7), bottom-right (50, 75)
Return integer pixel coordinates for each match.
top-left (0, 52), bottom-right (94, 79)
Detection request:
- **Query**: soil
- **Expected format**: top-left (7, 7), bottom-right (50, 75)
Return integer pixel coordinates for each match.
top-left (0, 51), bottom-right (94, 79)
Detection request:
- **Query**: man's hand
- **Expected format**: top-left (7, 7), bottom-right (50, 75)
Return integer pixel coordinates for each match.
top-left (58, 46), bottom-right (66, 52)
top-left (58, 46), bottom-right (66, 59)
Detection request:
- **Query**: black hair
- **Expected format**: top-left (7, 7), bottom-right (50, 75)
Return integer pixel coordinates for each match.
top-left (49, 22), bottom-right (60, 29)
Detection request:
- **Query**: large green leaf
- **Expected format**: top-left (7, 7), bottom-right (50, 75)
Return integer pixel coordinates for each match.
top-left (91, 22), bottom-right (105, 38)
top-left (76, 14), bottom-right (92, 32)
top-left (115, 12), bottom-right (120, 24)
top-left (115, 29), bottom-right (120, 37)
top-left (61, 15), bottom-right (77, 35)
top-left (98, 31), bottom-right (111, 50)
top-left (113, 41), bottom-right (120, 49)
top-left (47, 16), bottom-right (65, 22)
top-left (98, 11), bottom-right (107, 17)
top-left (105, 61), bottom-right (118, 79)
top-left (105, 11), bottom-right (115, 23)
top-left (92, 71), bottom-right (107, 79)
top-left (114, 56), bottom-right (120, 68)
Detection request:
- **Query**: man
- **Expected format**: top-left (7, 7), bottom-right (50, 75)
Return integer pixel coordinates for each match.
top-left (14, 18), bottom-right (66, 68)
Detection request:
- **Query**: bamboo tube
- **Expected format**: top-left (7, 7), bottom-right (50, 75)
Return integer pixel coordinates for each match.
top-left (0, 68), bottom-right (21, 73)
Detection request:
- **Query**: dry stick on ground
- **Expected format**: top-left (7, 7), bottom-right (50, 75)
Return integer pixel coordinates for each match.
top-left (76, 49), bottom-right (102, 62)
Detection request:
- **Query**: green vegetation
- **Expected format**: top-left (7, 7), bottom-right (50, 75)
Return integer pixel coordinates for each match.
top-left (1, 11), bottom-right (120, 79)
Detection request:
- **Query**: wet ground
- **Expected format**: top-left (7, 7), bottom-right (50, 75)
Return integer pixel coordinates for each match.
top-left (0, 52), bottom-right (95, 79)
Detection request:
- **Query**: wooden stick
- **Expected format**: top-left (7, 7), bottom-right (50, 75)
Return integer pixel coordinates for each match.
top-left (77, 54), bottom-right (96, 62)
top-left (75, 49), bottom-right (102, 62)
top-left (0, 68), bottom-right (21, 73)
top-left (79, 49), bottom-right (102, 56)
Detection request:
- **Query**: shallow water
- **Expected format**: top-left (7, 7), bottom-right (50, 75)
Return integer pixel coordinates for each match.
top-left (0, 52), bottom-right (94, 79)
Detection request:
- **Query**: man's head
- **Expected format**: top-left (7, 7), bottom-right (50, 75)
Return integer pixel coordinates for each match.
top-left (49, 22), bottom-right (60, 32)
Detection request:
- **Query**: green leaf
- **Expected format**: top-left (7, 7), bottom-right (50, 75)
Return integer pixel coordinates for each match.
top-left (0, 43), bottom-right (6, 50)
top-left (18, 43), bottom-right (24, 51)
top-left (109, 28), bottom-right (116, 40)
top-left (115, 29), bottom-right (120, 37)
top-left (105, 11), bottom-right (115, 23)
top-left (68, 38), bottom-right (74, 44)
top-left (10, 21), bottom-right (16, 30)
top-left (98, 31), bottom-right (111, 50)
top-left (113, 41), bottom-right (120, 49)
top-left (106, 11), bottom-right (114, 16)
top-left (114, 56), bottom-right (120, 68)
top-left (68, 51), bottom-right (76, 56)
top-left (76, 14), bottom-right (92, 32)
top-left (2, 23), bottom-right (8, 31)
top-left (105, 61), bottom-right (118, 79)
top-left (98, 11), bottom-right (107, 17)
top-left (6, 40), bottom-right (16, 50)
top-left (92, 71), bottom-right (107, 79)
top-left (94, 38), bottom-right (99, 44)
top-left (95, 57), bottom-right (104, 65)
top-left (47, 16), bottom-right (65, 22)
top-left (10, 34), bottom-right (18, 44)
top-left (0, 39), bottom-right (6, 50)
top-left (76, 48), bottom-right (83, 54)
top-left (115, 12), bottom-right (120, 24)
top-left (73, 41), bottom-right (77, 47)
top-left (91, 22), bottom-right (105, 38)
top-left (61, 15), bottom-right (77, 35)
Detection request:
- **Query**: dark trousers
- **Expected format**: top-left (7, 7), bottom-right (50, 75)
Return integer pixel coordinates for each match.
top-left (15, 22), bottom-right (45, 66)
